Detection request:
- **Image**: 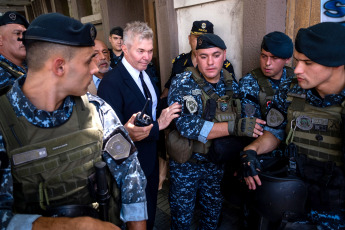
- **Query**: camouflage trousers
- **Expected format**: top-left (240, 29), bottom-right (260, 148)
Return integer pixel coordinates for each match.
top-left (169, 156), bottom-right (224, 230)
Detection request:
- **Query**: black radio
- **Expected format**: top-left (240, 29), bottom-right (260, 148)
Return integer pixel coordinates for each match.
top-left (134, 98), bottom-right (152, 127)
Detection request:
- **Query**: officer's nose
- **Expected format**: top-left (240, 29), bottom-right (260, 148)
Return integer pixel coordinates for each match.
top-left (90, 59), bottom-right (99, 75)
top-left (207, 57), bottom-right (214, 65)
top-left (266, 57), bottom-right (271, 66)
top-left (294, 62), bottom-right (303, 75)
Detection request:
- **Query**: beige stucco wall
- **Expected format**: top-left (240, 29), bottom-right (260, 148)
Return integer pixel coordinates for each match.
top-left (173, 0), bottom-right (243, 81)
top-left (155, 0), bottom-right (178, 90)
top-left (243, 0), bottom-right (286, 76)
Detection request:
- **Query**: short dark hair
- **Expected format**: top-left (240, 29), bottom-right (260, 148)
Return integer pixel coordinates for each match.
top-left (109, 26), bottom-right (123, 37)
top-left (26, 40), bottom-right (77, 72)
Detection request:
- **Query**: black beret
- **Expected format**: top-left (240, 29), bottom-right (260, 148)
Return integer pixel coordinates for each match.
top-left (196, 33), bottom-right (226, 50)
top-left (110, 26), bottom-right (123, 37)
top-left (23, 13), bottom-right (96, 47)
top-left (0, 11), bottom-right (29, 28)
top-left (191, 20), bottom-right (213, 35)
top-left (295, 22), bottom-right (345, 67)
top-left (261, 31), bottom-right (293, 59)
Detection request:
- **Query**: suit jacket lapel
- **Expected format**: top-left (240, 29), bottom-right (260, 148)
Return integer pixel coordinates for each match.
top-left (119, 63), bottom-right (150, 114)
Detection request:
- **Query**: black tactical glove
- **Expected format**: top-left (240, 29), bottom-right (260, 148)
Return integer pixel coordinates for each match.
top-left (240, 150), bottom-right (262, 177)
top-left (237, 117), bottom-right (257, 137)
top-left (228, 117), bottom-right (257, 137)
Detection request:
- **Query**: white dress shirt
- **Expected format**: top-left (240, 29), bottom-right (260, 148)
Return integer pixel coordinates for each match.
top-left (122, 57), bottom-right (158, 120)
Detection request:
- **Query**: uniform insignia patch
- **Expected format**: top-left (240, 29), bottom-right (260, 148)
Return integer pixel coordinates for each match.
top-left (201, 23), bottom-right (206, 29)
top-left (224, 61), bottom-right (230, 68)
top-left (90, 26), bottom-right (96, 40)
top-left (104, 133), bottom-right (131, 160)
top-left (198, 38), bottom-right (203, 46)
top-left (296, 115), bottom-right (313, 131)
top-left (13, 148), bottom-right (47, 165)
top-left (312, 117), bottom-right (328, 132)
top-left (183, 95), bottom-right (198, 114)
top-left (244, 104), bottom-right (255, 117)
top-left (9, 13), bottom-right (16, 21)
top-left (219, 102), bottom-right (228, 112)
top-left (192, 89), bottom-right (202, 95)
top-left (266, 108), bottom-right (284, 127)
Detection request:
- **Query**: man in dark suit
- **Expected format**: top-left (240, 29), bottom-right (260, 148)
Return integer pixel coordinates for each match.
top-left (98, 21), bottom-right (181, 230)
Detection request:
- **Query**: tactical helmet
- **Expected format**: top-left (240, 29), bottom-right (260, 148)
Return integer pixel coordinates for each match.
top-left (254, 172), bottom-right (307, 223)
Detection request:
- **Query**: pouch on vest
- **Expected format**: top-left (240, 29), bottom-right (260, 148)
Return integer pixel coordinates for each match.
top-left (207, 96), bottom-right (242, 163)
top-left (203, 98), bottom-right (217, 121)
top-left (207, 135), bottom-right (249, 164)
top-left (296, 155), bottom-right (345, 212)
top-left (166, 129), bottom-right (193, 164)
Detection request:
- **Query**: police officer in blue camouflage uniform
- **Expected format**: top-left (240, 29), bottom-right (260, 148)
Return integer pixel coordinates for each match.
top-left (161, 20), bottom-right (237, 98)
top-left (239, 32), bottom-right (294, 176)
top-left (168, 33), bottom-right (265, 230)
top-left (240, 31), bottom-right (294, 120)
top-left (0, 11), bottom-right (29, 88)
top-left (240, 22), bottom-right (345, 229)
top-left (0, 13), bottom-right (147, 230)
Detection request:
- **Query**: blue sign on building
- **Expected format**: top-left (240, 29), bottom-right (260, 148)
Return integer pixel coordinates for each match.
top-left (322, 0), bottom-right (345, 25)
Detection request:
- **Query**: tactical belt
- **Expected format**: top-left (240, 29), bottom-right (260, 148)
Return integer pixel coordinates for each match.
top-left (188, 154), bottom-right (209, 164)
top-left (44, 204), bottom-right (99, 219)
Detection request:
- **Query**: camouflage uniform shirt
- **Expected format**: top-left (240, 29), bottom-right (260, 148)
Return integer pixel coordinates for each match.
top-left (239, 67), bottom-right (294, 119)
top-left (0, 76), bottom-right (147, 229)
top-left (0, 54), bottom-right (26, 88)
top-left (109, 50), bottom-right (124, 68)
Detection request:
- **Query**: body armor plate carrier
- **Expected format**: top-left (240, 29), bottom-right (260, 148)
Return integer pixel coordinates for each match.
top-left (250, 66), bottom-right (294, 116)
top-left (285, 94), bottom-right (344, 166)
top-left (0, 94), bottom-right (121, 224)
top-left (186, 67), bottom-right (240, 154)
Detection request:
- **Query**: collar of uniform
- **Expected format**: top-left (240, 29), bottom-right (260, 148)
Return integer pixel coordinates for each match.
top-left (0, 54), bottom-right (27, 73)
top-left (197, 68), bottom-right (226, 92)
top-left (7, 75), bottom-right (74, 128)
top-left (185, 51), bottom-right (193, 67)
top-left (300, 86), bottom-right (345, 108)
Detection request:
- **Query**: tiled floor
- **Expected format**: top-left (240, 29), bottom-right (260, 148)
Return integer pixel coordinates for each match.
top-left (153, 179), bottom-right (242, 230)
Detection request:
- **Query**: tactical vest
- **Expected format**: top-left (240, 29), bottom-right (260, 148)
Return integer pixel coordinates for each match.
top-left (186, 67), bottom-right (240, 154)
top-left (0, 94), bottom-right (120, 224)
top-left (285, 94), bottom-right (345, 166)
top-left (250, 66), bottom-right (294, 116)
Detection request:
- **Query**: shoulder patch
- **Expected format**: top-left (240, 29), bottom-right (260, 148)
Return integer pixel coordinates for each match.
top-left (224, 61), bottom-right (231, 68)
top-left (172, 53), bottom-right (186, 64)
top-left (266, 108), bottom-right (284, 127)
top-left (244, 104), bottom-right (255, 117)
top-left (183, 95), bottom-right (198, 114)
